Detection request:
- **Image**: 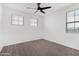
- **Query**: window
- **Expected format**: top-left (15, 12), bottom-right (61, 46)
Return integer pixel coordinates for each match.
top-left (12, 15), bottom-right (24, 25)
top-left (66, 9), bottom-right (79, 33)
top-left (30, 18), bottom-right (38, 27)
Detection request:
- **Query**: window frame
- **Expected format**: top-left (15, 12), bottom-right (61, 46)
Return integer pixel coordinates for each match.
top-left (66, 9), bottom-right (79, 33)
top-left (11, 15), bottom-right (24, 26)
top-left (30, 18), bottom-right (38, 27)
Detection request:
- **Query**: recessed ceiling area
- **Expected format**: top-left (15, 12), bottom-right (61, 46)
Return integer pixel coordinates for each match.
top-left (3, 3), bottom-right (72, 16)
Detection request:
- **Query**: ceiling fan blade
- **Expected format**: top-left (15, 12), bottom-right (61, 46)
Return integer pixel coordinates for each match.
top-left (34, 10), bottom-right (38, 14)
top-left (40, 10), bottom-right (45, 14)
top-left (26, 7), bottom-right (36, 9)
top-left (41, 6), bottom-right (51, 10)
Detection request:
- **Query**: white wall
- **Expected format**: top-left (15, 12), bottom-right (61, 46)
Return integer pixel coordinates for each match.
top-left (0, 4), bottom-right (44, 51)
top-left (0, 4), bottom-right (3, 51)
top-left (44, 4), bottom-right (79, 50)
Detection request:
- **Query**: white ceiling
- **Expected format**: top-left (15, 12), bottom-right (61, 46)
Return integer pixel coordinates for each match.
top-left (3, 3), bottom-right (72, 15)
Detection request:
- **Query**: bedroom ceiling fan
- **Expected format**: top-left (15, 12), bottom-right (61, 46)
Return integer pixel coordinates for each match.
top-left (26, 3), bottom-right (51, 14)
